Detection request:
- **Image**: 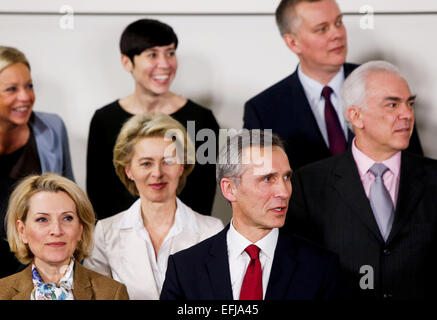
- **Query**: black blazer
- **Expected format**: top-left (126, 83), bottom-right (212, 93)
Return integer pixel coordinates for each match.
top-left (286, 150), bottom-right (437, 300)
top-left (243, 64), bottom-right (423, 170)
top-left (160, 225), bottom-right (340, 300)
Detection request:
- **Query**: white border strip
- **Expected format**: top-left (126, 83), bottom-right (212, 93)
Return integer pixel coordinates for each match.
top-left (1, 0), bottom-right (437, 14)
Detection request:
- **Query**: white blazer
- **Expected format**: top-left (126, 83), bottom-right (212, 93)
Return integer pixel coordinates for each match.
top-left (84, 198), bottom-right (224, 300)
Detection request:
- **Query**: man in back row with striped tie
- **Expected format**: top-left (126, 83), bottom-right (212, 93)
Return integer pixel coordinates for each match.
top-left (285, 60), bottom-right (437, 300)
top-left (160, 130), bottom-right (340, 300)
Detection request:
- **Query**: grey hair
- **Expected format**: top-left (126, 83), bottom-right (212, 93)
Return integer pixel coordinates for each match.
top-left (341, 60), bottom-right (404, 130)
top-left (275, 0), bottom-right (325, 35)
top-left (216, 129), bottom-right (284, 183)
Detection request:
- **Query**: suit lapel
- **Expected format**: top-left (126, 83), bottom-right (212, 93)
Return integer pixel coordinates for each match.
top-left (387, 153), bottom-right (425, 243)
top-left (73, 262), bottom-right (94, 300)
top-left (265, 233), bottom-right (298, 300)
top-left (205, 225), bottom-right (233, 300)
top-left (332, 152), bottom-right (384, 243)
top-left (30, 112), bottom-right (57, 173)
top-left (286, 71), bottom-right (330, 152)
top-left (9, 262), bottom-right (95, 300)
top-left (11, 265), bottom-right (34, 300)
top-left (286, 66), bottom-right (356, 152)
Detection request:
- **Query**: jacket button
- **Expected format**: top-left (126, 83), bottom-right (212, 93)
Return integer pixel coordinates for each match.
top-left (383, 293), bottom-right (392, 299)
top-left (383, 249), bottom-right (391, 255)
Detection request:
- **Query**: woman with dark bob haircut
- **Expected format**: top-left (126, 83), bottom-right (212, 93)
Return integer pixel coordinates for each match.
top-left (86, 19), bottom-right (220, 220)
top-left (0, 173), bottom-right (129, 300)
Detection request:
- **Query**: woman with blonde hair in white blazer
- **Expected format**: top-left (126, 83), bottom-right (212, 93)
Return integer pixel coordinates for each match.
top-left (84, 113), bottom-right (223, 299)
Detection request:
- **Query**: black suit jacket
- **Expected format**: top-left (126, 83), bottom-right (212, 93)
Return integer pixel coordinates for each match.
top-left (286, 150), bottom-right (437, 300)
top-left (160, 225), bottom-right (340, 300)
top-left (243, 64), bottom-right (423, 170)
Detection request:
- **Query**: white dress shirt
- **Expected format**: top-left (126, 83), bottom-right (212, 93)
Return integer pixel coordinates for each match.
top-left (133, 199), bottom-right (191, 293)
top-left (298, 64), bottom-right (348, 146)
top-left (84, 197), bottom-right (224, 299)
top-left (226, 220), bottom-right (278, 300)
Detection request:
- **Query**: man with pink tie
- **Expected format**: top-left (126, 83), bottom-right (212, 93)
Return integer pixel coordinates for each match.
top-left (286, 61), bottom-right (437, 300)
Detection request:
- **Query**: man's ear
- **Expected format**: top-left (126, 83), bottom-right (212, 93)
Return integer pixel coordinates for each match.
top-left (283, 33), bottom-right (302, 55)
top-left (121, 54), bottom-right (134, 73)
top-left (220, 178), bottom-right (237, 203)
top-left (346, 106), bottom-right (364, 129)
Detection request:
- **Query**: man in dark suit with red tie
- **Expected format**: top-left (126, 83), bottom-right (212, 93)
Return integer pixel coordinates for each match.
top-left (243, 0), bottom-right (422, 170)
top-left (286, 61), bottom-right (437, 300)
top-left (160, 130), bottom-right (339, 300)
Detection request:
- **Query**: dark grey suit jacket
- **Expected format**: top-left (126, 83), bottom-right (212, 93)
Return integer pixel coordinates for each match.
top-left (243, 64), bottom-right (423, 170)
top-left (286, 150), bottom-right (437, 299)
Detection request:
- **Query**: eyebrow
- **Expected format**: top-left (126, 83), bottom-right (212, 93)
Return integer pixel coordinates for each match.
top-left (384, 95), bottom-right (416, 102)
top-left (33, 211), bottom-right (75, 215)
top-left (259, 170), bottom-right (293, 178)
top-left (313, 14), bottom-right (343, 28)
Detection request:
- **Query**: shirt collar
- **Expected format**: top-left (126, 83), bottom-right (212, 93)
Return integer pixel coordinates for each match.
top-left (116, 197), bottom-right (198, 234)
top-left (227, 219), bottom-right (278, 260)
top-left (298, 64), bottom-right (345, 103)
top-left (351, 138), bottom-right (401, 178)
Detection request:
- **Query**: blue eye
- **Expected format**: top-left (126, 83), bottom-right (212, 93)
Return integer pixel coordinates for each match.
top-left (5, 86), bottom-right (17, 92)
top-left (36, 217), bottom-right (47, 222)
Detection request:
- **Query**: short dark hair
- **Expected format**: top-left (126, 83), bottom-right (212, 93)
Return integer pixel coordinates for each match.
top-left (275, 0), bottom-right (323, 35)
top-left (119, 19), bottom-right (178, 63)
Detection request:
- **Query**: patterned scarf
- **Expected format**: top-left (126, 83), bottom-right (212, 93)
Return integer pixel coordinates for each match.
top-left (30, 258), bottom-right (75, 300)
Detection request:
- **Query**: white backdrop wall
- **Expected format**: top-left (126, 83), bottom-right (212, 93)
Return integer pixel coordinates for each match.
top-left (3, 0), bottom-right (437, 13)
top-left (1, 3), bottom-right (436, 223)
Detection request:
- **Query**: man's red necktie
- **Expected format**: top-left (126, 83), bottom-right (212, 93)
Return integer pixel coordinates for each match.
top-left (322, 86), bottom-right (347, 155)
top-left (239, 244), bottom-right (262, 300)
